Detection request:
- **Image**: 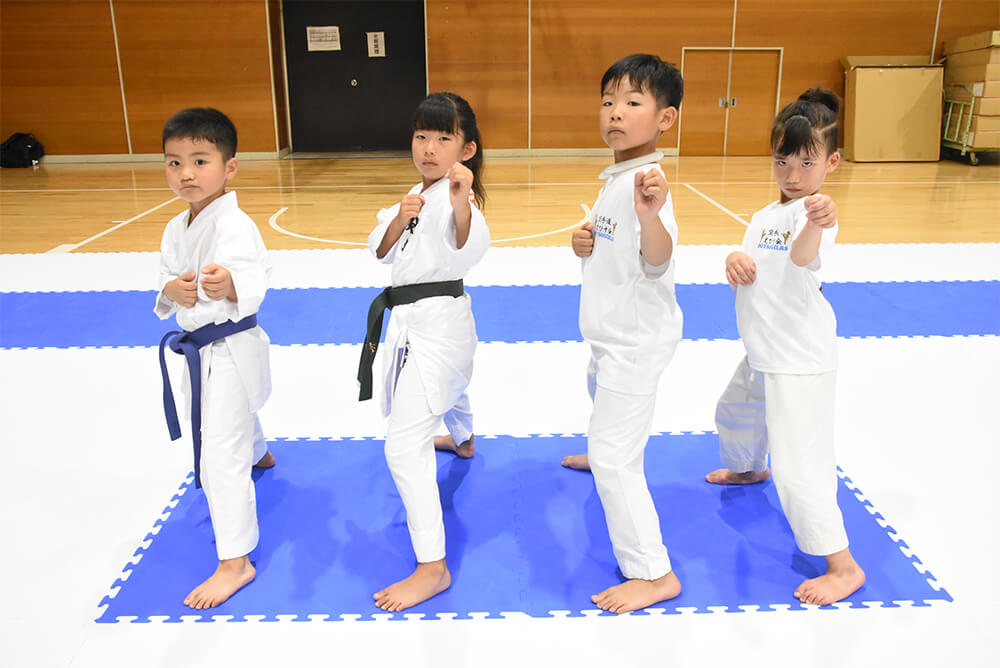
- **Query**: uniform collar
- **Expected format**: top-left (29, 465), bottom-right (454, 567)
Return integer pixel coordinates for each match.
top-left (599, 151), bottom-right (664, 179)
top-left (187, 190), bottom-right (237, 225)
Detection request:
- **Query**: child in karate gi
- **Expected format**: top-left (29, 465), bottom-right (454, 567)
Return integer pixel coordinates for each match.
top-left (706, 87), bottom-right (866, 605)
top-left (156, 108), bottom-right (274, 609)
top-left (358, 92), bottom-right (489, 612)
top-left (560, 54), bottom-right (684, 613)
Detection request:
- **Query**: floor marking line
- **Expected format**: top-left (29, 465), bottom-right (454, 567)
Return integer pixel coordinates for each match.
top-left (682, 183), bottom-right (749, 227)
top-left (45, 196), bottom-right (181, 254)
top-left (268, 204), bottom-right (593, 246)
top-left (267, 207), bottom-right (367, 246)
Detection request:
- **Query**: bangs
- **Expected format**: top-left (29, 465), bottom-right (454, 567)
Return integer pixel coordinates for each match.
top-left (412, 96), bottom-right (460, 135)
top-left (772, 129), bottom-right (825, 158)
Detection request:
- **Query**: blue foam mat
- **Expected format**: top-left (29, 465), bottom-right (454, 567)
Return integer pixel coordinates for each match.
top-left (3, 282), bottom-right (999, 350)
top-left (97, 434), bottom-right (949, 621)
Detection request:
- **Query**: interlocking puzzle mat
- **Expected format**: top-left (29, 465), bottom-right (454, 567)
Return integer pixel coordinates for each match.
top-left (3, 281), bottom-right (998, 348)
top-left (97, 433), bottom-right (949, 622)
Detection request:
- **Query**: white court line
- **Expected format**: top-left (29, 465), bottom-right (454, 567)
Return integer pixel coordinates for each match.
top-left (268, 203), bottom-right (592, 246)
top-left (268, 207), bottom-right (366, 246)
top-left (682, 183), bottom-right (749, 226)
top-left (45, 196), bottom-right (181, 254)
top-left (5, 179), bottom-right (999, 195)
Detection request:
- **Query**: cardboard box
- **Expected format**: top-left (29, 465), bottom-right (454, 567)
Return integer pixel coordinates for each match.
top-left (841, 57), bottom-right (943, 161)
top-left (945, 47), bottom-right (1000, 68)
top-left (945, 63), bottom-right (1000, 84)
top-left (973, 97), bottom-right (1000, 115)
top-left (966, 131), bottom-right (1000, 148)
top-left (943, 30), bottom-right (1000, 56)
top-left (970, 115), bottom-right (1000, 133)
top-left (947, 81), bottom-right (1000, 100)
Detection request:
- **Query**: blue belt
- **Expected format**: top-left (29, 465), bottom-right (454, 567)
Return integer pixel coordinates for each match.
top-left (159, 314), bottom-right (258, 488)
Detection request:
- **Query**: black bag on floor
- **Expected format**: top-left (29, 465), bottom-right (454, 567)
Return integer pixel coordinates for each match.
top-left (1, 132), bottom-right (44, 167)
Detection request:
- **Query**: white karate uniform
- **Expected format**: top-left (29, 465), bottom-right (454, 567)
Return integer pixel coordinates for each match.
top-left (155, 191), bottom-right (271, 560)
top-left (579, 152), bottom-right (683, 581)
top-left (369, 178), bottom-right (489, 562)
top-left (716, 197), bottom-right (848, 556)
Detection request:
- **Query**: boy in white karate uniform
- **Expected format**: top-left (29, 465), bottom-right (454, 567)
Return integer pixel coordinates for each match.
top-left (561, 54), bottom-right (684, 613)
top-left (706, 88), bottom-right (865, 606)
top-left (156, 108), bottom-right (274, 609)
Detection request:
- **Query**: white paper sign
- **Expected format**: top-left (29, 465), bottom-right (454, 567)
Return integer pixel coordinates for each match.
top-left (367, 31), bottom-right (386, 58)
top-left (307, 26), bottom-right (341, 52)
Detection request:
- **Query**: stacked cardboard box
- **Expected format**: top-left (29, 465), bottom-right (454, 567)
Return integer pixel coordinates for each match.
top-left (944, 30), bottom-right (1000, 149)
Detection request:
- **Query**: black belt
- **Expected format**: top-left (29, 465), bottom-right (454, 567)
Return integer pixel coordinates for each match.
top-left (357, 279), bottom-right (465, 401)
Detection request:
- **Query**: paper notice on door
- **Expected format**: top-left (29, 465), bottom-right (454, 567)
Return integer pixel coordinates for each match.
top-left (367, 31), bottom-right (386, 57)
top-left (307, 26), bottom-right (341, 52)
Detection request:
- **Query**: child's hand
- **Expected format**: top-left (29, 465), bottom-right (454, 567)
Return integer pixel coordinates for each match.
top-left (447, 162), bottom-right (474, 211)
top-left (395, 194), bottom-right (426, 227)
top-left (804, 194), bottom-right (837, 228)
top-left (634, 168), bottom-right (668, 224)
top-left (200, 264), bottom-right (236, 302)
top-left (164, 272), bottom-right (198, 308)
top-left (726, 251), bottom-right (756, 286)
top-left (572, 222), bottom-right (595, 257)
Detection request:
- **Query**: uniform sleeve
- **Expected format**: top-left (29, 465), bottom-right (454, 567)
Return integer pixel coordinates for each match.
top-left (790, 204), bottom-right (836, 271)
top-left (216, 215), bottom-right (270, 321)
top-left (369, 205), bottom-right (401, 264)
top-left (444, 203), bottom-right (489, 274)
top-left (642, 185), bottom-right (678, 279)
top-left (154, 220), bottom-right (181, 320)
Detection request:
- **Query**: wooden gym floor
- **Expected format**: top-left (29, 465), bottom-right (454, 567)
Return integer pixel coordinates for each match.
top-left (1, 154), bottom-right (997, 255)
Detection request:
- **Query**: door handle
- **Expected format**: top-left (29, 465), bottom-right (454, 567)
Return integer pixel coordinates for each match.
top-left (730, 97), bottom-right (737, 107)
top-left (718, 97), bottom-right (728, 108)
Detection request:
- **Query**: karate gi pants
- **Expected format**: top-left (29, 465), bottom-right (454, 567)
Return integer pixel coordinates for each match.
top-left (587, 370), bottom-right (672, 581)
top-left (200, 341), bottom-right (267, 561)
top-left (715, 356), bottom-right (848, 556)
top-left (384, 358), bottom-right (473, 563)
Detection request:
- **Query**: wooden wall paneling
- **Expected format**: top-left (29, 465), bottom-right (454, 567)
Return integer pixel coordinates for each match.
top-left (934, 0), bottom-right (1000, 62)
top-left (113, 0), bottom-right (277, 154)
top-left (679, 50), bottom-right (730, 155)
top-left (726, 50), bottom-right (781, 155)
top-left (734, 0), bottom-right (940, 111)
top-left (426, 1), bottom-right (529, 149)
top-left (0, 0), bottom-right (128, 154)
top-left (530, 0), bottom-right (734, 149)
top-left (269, 0), bottom-right (291, 151)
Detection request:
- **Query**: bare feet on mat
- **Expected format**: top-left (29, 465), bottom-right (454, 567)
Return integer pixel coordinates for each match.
top-left (434, 434), bottom-right (475, 458)
top-left (253, 450), bottom-right (276, 469)
top-left (373, 559), bottom-right (451, 612)
top-left (592, 570), bottom-right (681, 614)
top-left (795, 549), bottom-right (865, 606)
top-left (705, 467), bottom-right (770, 485)
top-left (561, 453), bottom-right (591, 471)
top-left (184, 556), bottom-right (255, 609)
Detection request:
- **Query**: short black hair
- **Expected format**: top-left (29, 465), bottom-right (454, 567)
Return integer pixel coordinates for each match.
top-left (162, 108), bottom-right (238, 161)
top-left (771, 87), bottom-right (840, 157)
top-left (601, 54), bottom-right (684, 110)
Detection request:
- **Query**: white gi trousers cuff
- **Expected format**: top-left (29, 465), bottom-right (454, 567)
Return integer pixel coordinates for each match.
top-left (715, 356), bottom-right (849, 556)
top-left (199, 342), bottom-right (262, 561)
top-left (587, 377), bottom-right (672, 581)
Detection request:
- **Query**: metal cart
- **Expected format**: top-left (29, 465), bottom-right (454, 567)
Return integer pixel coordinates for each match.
top-left (941, 83), bottom-right (998, 165)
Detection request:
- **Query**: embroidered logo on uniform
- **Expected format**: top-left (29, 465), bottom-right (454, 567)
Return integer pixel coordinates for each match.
top-left (594, 215), bottom-right (618, 241)
top-left (757, 228), bottom-right (791, 251)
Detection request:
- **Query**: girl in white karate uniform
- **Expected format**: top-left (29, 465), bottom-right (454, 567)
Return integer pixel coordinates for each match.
top-left (362, 92), bottom-right (489, 612)
top-left (707, 88), bottom-right (865, 606)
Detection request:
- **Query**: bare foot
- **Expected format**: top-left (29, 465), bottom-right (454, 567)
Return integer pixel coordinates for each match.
top-left (253, 450), bottom-right (276, 469)
top-left (373, 559), bottom-right (451, 612)
top-left (795, 548), bottom-right (865, 605)
top-left (561, 453), bottom-right (591, 471)
top-left (184, 556), bottom-right (255, 609)
top-left (705, 467), bottom-right (770, 485)
top-left (434, 434), bottom-right (475, 459)
top-left (592, 570), bottom-right (681, 614)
